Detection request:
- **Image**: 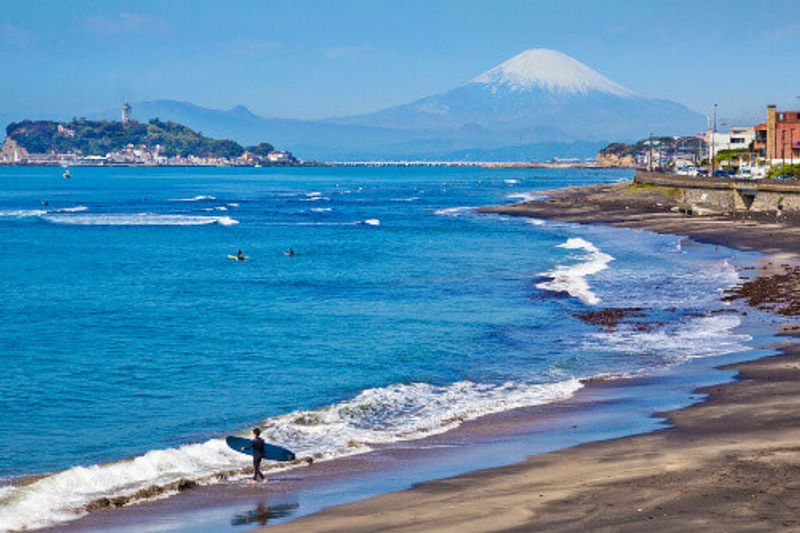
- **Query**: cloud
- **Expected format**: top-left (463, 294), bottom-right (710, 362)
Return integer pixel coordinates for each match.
top-left (82, 13), bottom-right (169, 36)
top-left (324, 45), bottom-right (373, 59)
top-left (1, 23), bottom-right (37, 48)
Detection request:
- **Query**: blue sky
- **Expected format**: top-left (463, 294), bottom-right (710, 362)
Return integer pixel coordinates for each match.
top-left (2, 0), bottom-right (800, 124)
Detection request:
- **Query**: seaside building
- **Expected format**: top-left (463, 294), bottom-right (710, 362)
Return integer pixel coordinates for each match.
top-left (754, 105), bottom-right (800, 163)
top-left (704, 126), bottom-right (755, 158)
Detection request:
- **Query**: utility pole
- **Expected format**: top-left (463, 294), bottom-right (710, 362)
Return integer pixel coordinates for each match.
top-left (710, 104), bottom-right (718, 176)
top-left (795, 96), bottom-right (800, 177)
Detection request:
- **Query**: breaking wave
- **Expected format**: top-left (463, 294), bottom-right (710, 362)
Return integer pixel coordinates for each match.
top-left (50, 206), bottom-right (88, 213)
top-left (0, 209), bottom-right (48, 217)
top-left (586, 314), bottom-right (750, 366)
top-left (506, 192), bottom-right (547, 203)
top-left (536, 238), bottom-right (614, 305)
top-left (0, 206), bottom-right (88, 217)
top-left (434, 206), bottom-right (474, 217)
top-left (170, 195), bottom-right (216, 202)
top-left (0, 378), bottom-right (582, 531)
top-left (41, 214), bottom-right (239, 226)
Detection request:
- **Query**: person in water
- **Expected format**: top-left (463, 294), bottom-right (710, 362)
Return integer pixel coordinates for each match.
top-left (250, 427), bottom-right (266, 483)
top-left (237, 249), bottom-right (245, 261)
top-left (288, 248), bottom-right (294, 256)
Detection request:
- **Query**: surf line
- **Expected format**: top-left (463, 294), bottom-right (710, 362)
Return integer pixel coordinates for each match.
top-left (536, 237), bottom-right (614, 305)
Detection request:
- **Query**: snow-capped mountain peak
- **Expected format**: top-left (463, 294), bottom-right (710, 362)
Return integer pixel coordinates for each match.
top-left (472, 48), bottom-right (635, 97)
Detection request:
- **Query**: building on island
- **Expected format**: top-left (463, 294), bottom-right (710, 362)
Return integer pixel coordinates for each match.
top-left (266, 150), bottom-right (293, 163)
top-left (754, 105), bottom-right (800, 162)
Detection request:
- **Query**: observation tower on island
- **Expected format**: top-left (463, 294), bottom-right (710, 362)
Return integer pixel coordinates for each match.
top-left (121, 101), bottom-right (132, 125)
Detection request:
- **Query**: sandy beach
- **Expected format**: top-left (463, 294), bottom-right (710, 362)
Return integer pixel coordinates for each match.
top-left (266, 180), bottom-right (800, 532)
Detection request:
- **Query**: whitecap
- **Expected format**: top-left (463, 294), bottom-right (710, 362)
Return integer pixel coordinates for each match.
top-left (362, 218), bottom-right (381, 226)
top-left (0, 209), bottom-right (48, 217)
top-left (50, 206), bottom-right (88, 213)
top-left (169, 195), bottom-right (216, 202)
top-left (536, 238), bottom-right (614, 305)
top-left (42, 214), bottom-right (238, 226)
top-left (434, 206), bottom-right (473, 217)
top-left (506, 192), bottom-right (547, 203)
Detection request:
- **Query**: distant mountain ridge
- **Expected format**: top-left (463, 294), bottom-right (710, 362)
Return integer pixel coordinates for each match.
top-left (91, 49), bottom-right (705, 161)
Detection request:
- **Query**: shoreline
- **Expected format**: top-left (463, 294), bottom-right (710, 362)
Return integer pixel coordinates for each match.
top-left (13, 177), bottom-right (796, 531)
top-left (49, 343), bottom-right (768, 532)
top-left (271, 345), bottom-right (800, 532)
top-left (258, 181), bottom-right (800, 531)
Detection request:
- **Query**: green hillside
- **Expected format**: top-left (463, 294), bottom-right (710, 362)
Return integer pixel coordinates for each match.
top-left (5, 119), bottom-right (274, 158)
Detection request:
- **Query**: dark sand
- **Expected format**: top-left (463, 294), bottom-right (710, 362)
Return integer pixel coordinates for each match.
top-left (266, 181), bottom-right (800, 532)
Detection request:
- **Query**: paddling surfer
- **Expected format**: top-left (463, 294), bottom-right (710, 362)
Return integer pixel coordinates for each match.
top-left (250, 427), bottom-right (266, 483)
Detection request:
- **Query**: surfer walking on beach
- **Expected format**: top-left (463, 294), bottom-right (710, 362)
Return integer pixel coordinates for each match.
top-left (250, 427), bottom-right (266, 483)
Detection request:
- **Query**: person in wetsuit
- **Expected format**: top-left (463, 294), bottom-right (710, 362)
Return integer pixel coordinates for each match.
top-left (250, 427), bottom-right (266, 483)
top-left (237, 249), bottom-right (245, 261)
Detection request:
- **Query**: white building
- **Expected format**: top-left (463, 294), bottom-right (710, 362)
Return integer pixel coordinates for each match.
top-left (705, 126), bottom-right (755, 158)
top-left (267, 150), bottom-right (293, 163)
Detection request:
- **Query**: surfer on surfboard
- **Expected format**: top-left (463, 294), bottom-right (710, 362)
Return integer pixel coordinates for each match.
top-left (236, 249), bottom-right (245, 261)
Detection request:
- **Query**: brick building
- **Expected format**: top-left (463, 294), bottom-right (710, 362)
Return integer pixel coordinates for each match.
top-left (754, 105), bottom-right (800, 162)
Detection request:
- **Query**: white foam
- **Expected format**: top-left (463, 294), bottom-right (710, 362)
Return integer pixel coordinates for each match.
top-left (362, 218), bottom-right (381, 226)
top-left (202, 206), bottom-right (228, 212)
top-left (51, 206), bottom-right (88, 213)
top-left (536, 238), bottom-right (614, 305)
top-left (587, 314), bottom-right (750, 364)
top-left (0, 209), bottom-right (48, 217)
top-left (42, 214), bottom-right (239, 226)
top-left (226, 203), bottom-right (240, 208)
top-left (390, 197), bottom-right (420, 202)
top-left (311, 207), bottom-right (333, 213)
top-left (506, 192), bottom-right (547, 203)
top-left (504, 179), bottom-right (520, 184)
top-left (526, 218), bottom-right (547, 226)
top-left (170, 195), bottom-right (216, 202)
top-left (434, 206), bottom-right (474, 217)
top-left (0, 378), bottom-right (582, 531)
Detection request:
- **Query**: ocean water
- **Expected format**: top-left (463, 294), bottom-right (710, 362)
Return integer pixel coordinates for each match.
top-left (0, 166), bottom-right (758, 530)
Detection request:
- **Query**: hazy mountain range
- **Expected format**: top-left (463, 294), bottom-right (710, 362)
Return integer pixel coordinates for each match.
top-left (89, 49), bottom-right (705, 161)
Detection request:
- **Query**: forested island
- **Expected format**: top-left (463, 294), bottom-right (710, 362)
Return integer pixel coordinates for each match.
top-left (1, 118), bottom-right (298, 166)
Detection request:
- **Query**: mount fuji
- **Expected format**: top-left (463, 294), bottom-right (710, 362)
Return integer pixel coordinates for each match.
top-left (328, 49), bottom-right (704, 144)
top-left (94, 49), bottom-right (704, 161)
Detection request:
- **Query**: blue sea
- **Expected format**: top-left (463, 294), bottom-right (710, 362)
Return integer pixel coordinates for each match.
top-left (0, 166), bottom-right (763, 530)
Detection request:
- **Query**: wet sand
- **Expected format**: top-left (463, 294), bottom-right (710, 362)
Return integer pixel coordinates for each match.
top-left (266, 181), bottom-right (800, 532)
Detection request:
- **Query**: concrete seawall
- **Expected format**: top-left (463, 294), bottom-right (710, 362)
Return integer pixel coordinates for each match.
top-left (634, 171), bottom-right (800, 212)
